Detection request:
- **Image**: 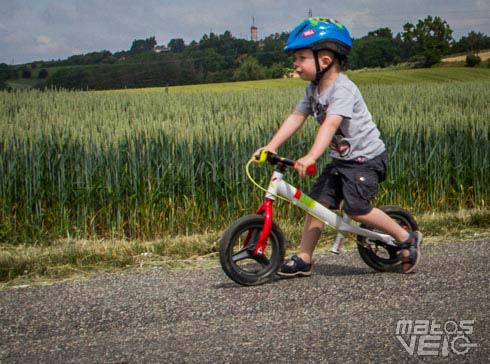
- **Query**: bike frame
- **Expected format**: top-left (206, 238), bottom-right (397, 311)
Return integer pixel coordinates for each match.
top-left (251, 169), bottom-right (398, 257)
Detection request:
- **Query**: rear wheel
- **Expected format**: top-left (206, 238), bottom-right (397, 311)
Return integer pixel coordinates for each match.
top-left (219, 215), bottom-right (285, 286)
top-left (357, 206), bottom-right (418, 272)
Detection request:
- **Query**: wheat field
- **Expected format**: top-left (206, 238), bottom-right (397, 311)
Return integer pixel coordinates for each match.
top-left (1, 74), bottom-right (489, 244)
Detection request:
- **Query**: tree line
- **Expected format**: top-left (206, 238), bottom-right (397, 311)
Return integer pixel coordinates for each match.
top-left (1, 16), bottom-right (489, 91)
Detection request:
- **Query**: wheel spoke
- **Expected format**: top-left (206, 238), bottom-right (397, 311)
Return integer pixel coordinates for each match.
top-left (232, 247), bottom-right (252, 263)
top-left (244, 229), bottom-right (260, 247)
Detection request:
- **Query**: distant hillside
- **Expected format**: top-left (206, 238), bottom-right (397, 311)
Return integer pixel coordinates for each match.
top-left (104, 67), bottom-right (490, 94)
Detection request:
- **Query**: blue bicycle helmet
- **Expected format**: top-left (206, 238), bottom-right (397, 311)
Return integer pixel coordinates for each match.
top-left (285, 17), bottom-right (353, 84)
top-left (284, 17), bottom-right (352, 54)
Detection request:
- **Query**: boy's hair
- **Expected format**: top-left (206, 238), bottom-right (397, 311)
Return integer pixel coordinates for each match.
top-left (337, 54), bottom-right (348, 68)
top-left (318, 49), bottom-right (348, 69)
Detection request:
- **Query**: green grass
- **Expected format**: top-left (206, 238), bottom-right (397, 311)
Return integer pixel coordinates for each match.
top-left (347, 67), bottom-right (490, 84)
top-left (5, 79), bottom-right (45, 89)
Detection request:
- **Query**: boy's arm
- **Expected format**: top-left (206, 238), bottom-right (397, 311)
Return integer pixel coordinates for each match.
top-left (255, 110), bottom-right (307, 156)
top-left (295, 114), bottom-right (343, 177)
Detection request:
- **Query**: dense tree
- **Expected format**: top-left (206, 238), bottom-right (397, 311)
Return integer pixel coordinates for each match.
top-left (233, 56), bottom-right (265, 81)
top-left (266, 63), bottom-right (287, 78)
top-left (130, 36), bottom-right (157, 54)
top-left (256, 32), bottom-right (290, 67)
top-left (0, 63), bottom-right (9, 82)
top-left (197, 48), bottom-right (227, 72)
top-left (38, 69), bottom-right (49, 79)
top-left (168, 38), bottom-right (185, 53)
top-left (393, 33), bottom-right (414, 62)
top-left (402, 16), bottom-right (453, 66)
top-left (47, 68), bottom-right (91, 89)
top-left (349, 28), bottom-right (399, 68)
top-left (368, 27), bottom-right (393, 39)
top-left (22, 69), bottom-right (31, 79)
top-left (452, 31), bottom-right (490, 53)
top-left (42, 51), bottom-right (114, 67)
top-left (465, 54), bottom-right (481, 67)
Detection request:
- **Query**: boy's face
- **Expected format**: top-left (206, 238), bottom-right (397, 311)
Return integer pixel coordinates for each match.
top-left (293, 49), bottom-right (335, 81)
top-left (293, 49), bottom-right (317, 81)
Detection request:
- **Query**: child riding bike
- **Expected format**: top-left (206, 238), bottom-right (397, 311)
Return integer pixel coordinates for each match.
top-left (253, 17), bottom-right (422, 276)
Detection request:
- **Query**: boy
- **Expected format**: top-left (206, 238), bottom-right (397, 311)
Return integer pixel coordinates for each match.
top-left (253, 17), bottom-right (422, 276)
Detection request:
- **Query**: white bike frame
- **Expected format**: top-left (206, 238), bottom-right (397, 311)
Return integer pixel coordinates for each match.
top-left (265, 170), bottom-right (398, 249)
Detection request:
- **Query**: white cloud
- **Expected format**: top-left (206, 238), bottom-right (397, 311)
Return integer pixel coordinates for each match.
top-left (340, 10), bottom-right (381, 36)
top-left (36, 35), bottom-right (52, 46)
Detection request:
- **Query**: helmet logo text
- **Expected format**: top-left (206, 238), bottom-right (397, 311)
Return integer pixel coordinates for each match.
top-left (302, 29), bottom-right (315, 37)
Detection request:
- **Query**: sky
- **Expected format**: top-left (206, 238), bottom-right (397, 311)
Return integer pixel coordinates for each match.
top-left (1, 0), bottom-right (489, 65)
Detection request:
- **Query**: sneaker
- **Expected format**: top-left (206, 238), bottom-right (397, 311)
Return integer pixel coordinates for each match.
top-left (277, 255), bottom-right (312, 277)
top-left (398, 231), bottom-right (422, 274)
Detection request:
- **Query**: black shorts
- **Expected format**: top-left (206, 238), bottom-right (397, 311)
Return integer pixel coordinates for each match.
top-left (309, 152), bottom-right (388, 215)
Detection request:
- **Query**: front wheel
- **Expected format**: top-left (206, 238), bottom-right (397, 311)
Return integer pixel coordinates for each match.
top-left (357, 205), bottom-right (419, 272)
top-left (219, 215), bottom-right (285, 286)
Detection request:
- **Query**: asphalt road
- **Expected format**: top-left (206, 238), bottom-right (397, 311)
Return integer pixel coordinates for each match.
top-left (1, 239), bottom-right (488, 364)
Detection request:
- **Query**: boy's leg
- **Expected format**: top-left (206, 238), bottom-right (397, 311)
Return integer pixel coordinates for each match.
top-left (349, 208), bottom-right (421, 273)
top-left (277, 163), bottom-right (340, 277)
top-left (349, 207), bottom-right (409, 243)
top-left (295, 213), bottom-right (324, 263)
top-left (340, 154), bottom-right (421, 273)
top-left (276, 212), bottom-right (323, 277)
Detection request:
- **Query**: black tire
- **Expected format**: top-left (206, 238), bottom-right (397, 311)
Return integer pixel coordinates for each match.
top-left (219, 214), bottom-right (286, 286)
top-left (356, 205), bottom-right (419, 272)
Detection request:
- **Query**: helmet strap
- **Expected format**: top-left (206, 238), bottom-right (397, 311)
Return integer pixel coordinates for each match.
top-left (312, 50), bottom-right (335, 86)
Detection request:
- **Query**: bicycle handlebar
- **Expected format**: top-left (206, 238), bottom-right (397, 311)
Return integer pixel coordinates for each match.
top-left (254, 150), bottom-right (317, 176)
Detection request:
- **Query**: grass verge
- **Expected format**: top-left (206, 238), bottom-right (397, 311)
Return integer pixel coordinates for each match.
top-left (1, 209), bottom-right (489, 290)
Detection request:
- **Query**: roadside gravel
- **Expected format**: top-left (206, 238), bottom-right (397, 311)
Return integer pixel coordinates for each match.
top-left (1, 239), bottom-right (488, 363)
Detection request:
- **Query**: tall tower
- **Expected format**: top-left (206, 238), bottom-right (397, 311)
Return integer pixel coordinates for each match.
top-left (251, 17), bottom-right (258, 41)
top-left (308, 8), bottom-right (313, 18)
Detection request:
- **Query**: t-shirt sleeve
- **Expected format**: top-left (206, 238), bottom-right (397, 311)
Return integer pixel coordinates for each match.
top-left (295, 88), bottom-right (312, 116)
top-left (327, 86), bottom-right (355, 119)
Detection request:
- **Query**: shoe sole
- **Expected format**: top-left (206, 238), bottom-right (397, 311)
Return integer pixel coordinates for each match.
top-left (403, 231), bottom-right (422, 274)
top-left (276, 269), bottom-right (312, 277)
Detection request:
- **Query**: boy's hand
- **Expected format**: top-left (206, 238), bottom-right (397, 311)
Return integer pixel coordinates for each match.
top-left (251, 146), bottom-right (277, 162)
top-left (294, 154), bottom-right (317, 178)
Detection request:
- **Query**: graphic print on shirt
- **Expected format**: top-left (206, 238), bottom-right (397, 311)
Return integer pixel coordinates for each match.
top-left (310, 96), bottom-right (352, 159)
top-left (310, 97), bottom-right (328, 125)
top-left (331, 128), bottom-right (352, 158)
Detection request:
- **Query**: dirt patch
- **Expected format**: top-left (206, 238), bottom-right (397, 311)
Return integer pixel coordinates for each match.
top-left (442, 50), bottom-right (490, 62)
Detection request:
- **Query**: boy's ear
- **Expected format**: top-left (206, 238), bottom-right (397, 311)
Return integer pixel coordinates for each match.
top-left (319, 53), bottom-right (334, 67)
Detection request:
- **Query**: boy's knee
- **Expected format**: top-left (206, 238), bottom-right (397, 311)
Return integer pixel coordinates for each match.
top-left (344, 206), bottom-right (373, 222)
top-left (344, 205), bottom-right (373, 220)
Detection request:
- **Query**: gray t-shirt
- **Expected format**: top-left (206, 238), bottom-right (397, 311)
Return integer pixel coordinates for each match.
top-left (295, 73), bottom-right (385, 161)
